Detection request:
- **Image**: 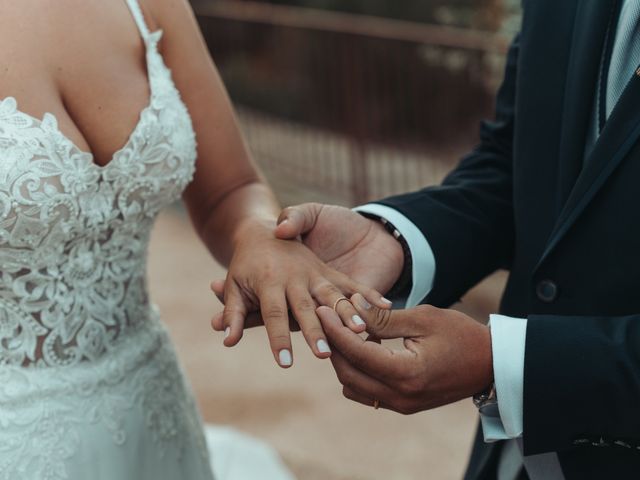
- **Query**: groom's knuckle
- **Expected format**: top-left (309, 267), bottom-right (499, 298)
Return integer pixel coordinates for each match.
top-left (336, 369), bottom-right (352, 387)
top-left (414, 304), bottom-right (435, 318)
top-left (401, 368), bottom-right (424, 392)
top-left (398, 380), bottom-right (418, 396)
top-left (371, 308), bottom-right (392, 332)
top-left (281, 206), bottom-right (295, 217)
top-left (302, 202), bottom-right (320, 224)
top-left (342, 387), bottom-right (354, 400)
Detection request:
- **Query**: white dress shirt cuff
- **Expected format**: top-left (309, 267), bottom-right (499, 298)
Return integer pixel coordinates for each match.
top-left (353, 204), bottom-right (435, 308)
top-left (481, 314), bottom-right (527, 442)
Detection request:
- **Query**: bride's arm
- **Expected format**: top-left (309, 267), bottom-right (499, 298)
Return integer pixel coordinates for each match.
top-left (143, 0), bottom-right (270, 264)
top-left (143, 0), bottom-right (390, 367)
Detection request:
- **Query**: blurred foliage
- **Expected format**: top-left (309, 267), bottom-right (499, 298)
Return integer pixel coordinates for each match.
top-left (235, 0), bottom-right (521, 33)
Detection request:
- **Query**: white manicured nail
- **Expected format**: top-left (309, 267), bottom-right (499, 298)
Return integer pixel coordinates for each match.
top-left (316, 339), bottom-right (331, 354)
top-left (224, 326), bottom-right (231, 339)
top-left (352, 315), bottom-right (365, 326)
top-left (279, 349), bottom-right (292, 366)
top-left (381, 297), bottom-right (393, 306)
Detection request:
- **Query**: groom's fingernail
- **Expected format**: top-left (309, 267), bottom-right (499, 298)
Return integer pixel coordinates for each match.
top-left (224, 326), bottom-right (231, 339)
top-left (352, 315), bottom-right (365, 326)
top-left (279, 349), bottom-right (293, 367)
top-left (316, 339), bottom-right (331, 354)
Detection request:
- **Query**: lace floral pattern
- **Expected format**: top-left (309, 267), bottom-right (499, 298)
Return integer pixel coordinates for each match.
top-left (0, 7), bottom-right (212, 479)
top-left (0, 320), bottom-right (211, 480)
top-left (0, 29), bottom-right (196, 368)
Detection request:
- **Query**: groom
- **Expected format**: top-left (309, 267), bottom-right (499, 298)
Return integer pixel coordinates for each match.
top-left (274, 1), bottom-right (640, 479)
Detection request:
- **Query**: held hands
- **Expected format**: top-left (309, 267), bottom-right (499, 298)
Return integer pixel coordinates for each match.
top-left (275, 203), bottom-right (404, 294)
top-left (316, 295), bottom-right (493, 414)
top-left (210, 218), bottom-right (394, 368)
top-left (211, 203), bottom-right (493, 412)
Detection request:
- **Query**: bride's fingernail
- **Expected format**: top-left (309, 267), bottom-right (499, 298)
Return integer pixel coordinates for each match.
top-left (352, 315), bottom-right (365, 326)
top-left (316, 339), bottom-right (331, 354)
top-left (279, 349), bottom-right (292, 367)
top-left (224, 327), bottom-right (231, 339)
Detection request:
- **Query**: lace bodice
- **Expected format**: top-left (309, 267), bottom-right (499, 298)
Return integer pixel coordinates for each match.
top-left (0, 2), bottom-right (197, 368)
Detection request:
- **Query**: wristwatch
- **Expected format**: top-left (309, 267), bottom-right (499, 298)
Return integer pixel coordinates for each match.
top-left (473, 383), bottom-right (499, 417)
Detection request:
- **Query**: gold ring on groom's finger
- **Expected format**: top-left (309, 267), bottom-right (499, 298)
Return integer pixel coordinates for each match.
top-left (373, 399), bottom-right (380, 410)
top-left (333, 297), bottom-right (350, 312)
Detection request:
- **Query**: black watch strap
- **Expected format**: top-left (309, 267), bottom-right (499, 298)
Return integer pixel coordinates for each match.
top-left (358, 212), bottom-right (413, 300)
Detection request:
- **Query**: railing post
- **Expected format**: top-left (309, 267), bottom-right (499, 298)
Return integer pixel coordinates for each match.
top-left (342, 38), bottom-right (370, 205)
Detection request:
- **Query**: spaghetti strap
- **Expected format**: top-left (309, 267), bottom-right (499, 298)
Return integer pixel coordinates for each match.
top-left (125, 0), bottom-right (151, 40)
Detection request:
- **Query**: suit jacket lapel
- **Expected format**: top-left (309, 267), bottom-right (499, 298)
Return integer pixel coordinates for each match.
top-left (540, 78), bottom-right (640, 264)
top-left (537, 0), bottom-right (640, 268)
top-left (554, 0), bottom-right (616, 211)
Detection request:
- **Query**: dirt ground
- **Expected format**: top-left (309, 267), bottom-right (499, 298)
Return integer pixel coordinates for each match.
top-left (148, 207), bottom-right (507, 480)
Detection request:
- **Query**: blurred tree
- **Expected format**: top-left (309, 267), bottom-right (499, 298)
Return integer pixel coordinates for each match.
top-left (233, 0), bottom-right (519, 33)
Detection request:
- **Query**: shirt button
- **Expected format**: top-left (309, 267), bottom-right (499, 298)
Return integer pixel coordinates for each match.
top-left (536, 280), bottom-right (558, 303)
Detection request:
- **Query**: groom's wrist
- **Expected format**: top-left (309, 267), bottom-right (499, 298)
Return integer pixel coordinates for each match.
top-left (358, 212), bottom-right (412, 298)
top-left (353, 203), bottom-right (435, 308)
top-left (378, 217), bottom-right (413, 298)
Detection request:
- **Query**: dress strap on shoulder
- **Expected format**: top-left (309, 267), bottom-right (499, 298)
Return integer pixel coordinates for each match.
top-left (125, 0), bottom-right (151, 40)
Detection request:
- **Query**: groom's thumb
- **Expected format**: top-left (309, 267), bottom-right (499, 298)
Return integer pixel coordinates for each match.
top-left (275, 203), bottom-right (322, 240)
top-left (350, 294), bottom-right (427, 339)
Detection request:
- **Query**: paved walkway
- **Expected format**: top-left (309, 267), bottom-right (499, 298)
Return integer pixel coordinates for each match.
top-left (148, 208), bottom-right (505, 479)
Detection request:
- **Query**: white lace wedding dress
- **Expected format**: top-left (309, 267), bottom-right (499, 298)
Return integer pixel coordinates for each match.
top-left (0, 1), bottom-right (294, 479)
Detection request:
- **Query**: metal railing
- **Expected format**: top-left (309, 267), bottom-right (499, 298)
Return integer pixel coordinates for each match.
top-left (193, 0), bottom-right (511, 205)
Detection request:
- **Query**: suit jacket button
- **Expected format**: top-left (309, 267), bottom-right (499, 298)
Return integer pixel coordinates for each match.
top-left (536, 280), bottom-right (558, 302)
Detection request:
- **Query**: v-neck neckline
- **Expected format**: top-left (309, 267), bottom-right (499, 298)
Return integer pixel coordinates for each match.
top-left (0, 29), bottom-right (163, 172)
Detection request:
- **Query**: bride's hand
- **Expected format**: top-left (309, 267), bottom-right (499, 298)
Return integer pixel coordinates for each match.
top-left (210, 220), bottom-right (391, 368)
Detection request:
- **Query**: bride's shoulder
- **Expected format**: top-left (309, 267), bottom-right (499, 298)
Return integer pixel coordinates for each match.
top-left (0, 0), bottom-right (159, 123)
top-left (0, 2), bottom-right (62, 97)
top-left (142, 0), bottom-right (199, 34)
top-left (0, 1), bottom-right (118, 66)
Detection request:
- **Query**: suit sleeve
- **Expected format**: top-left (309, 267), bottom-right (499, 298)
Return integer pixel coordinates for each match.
top-left (523, 314), bottom-right (640, 455)
top-left (373, 34), bottom-right (520, 308)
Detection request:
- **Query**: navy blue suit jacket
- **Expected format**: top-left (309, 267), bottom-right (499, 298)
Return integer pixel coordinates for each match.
top-left (378, 1), bottom-right (640, 478)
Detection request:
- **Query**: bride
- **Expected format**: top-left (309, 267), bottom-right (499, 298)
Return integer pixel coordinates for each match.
top-left (0, 0), bottom-right (391, 478)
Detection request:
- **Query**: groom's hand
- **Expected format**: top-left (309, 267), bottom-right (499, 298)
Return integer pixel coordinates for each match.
top-left (317, 295), bottom-right (493, 414)
top-left (275, 204), bottom-right (404, 295)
